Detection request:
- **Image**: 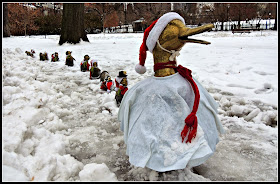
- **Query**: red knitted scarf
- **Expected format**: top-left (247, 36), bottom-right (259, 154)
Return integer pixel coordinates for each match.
top-left (154, 61), bottom-right (200, 143)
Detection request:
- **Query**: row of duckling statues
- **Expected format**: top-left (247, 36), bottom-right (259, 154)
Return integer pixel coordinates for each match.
top-left (78, 54), bottom-right (128, 105)
top-left (100, 70), bottom-right (128, 106)
top-left (25, 49), bottom-right (75, 64)
top-left (78, 54), bottom-right (129, 105)
top-left (25, 49), bottom-right (128, 105)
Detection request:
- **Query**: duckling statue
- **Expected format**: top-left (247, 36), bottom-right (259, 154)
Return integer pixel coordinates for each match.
top-left (118, 12), bottom-right (225, 172)
top-left (39, 52), bottom-right (48, 61)
top-left (100, 75), bottom-right (114, 93)
top-left (25, 49), bottom-right (35, 58)
top-left (65, 51), bottom-right (75, 66)
top-left (51, 52), bottom-right (59, 62)
top-left (99, 71), bottom-right (109, 83)
top-left (89, 59), bottom-right (101, 79)
top-left (80, 55), bottom-right (90, 72)
top-left (115, 71), bottom-right (128, 106)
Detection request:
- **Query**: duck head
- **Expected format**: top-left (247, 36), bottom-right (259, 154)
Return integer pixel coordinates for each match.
top-left (153, 19), bottom-right (214, 77)
top-left (136, 12), bottom-right (214, 77)
top-left (120, 77), bottom-right (128, 86)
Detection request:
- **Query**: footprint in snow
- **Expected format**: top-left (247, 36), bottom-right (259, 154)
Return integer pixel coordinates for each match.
top-left (254, 71), bottom-right (274, 76)
top-left (254, 83), bottom-right (274, 94)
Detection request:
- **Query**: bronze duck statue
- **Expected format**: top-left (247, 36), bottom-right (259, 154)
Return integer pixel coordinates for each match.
top-left (118, 12), bottom-right (224, 172)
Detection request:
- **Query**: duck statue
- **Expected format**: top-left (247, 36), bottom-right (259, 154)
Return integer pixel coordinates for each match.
top-left (118, 12), bottom-right (225, 172)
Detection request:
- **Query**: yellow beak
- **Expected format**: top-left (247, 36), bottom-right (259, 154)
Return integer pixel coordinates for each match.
top-left (179, 24), bottom-right (214, 45)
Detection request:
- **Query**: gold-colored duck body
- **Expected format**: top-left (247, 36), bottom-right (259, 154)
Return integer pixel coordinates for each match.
top-left (153, 19), bottom-right (214, 77)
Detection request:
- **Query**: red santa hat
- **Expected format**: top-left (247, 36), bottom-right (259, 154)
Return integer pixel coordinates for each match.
top-left (135, 12), bottom-right (185, 74)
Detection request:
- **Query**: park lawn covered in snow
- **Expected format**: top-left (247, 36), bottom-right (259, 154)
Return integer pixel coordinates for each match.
top-left (2, 30), bottom-right (278, 181)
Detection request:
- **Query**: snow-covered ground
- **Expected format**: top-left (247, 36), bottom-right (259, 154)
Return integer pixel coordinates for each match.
top-left (2, 31), bottom-right (278, 181)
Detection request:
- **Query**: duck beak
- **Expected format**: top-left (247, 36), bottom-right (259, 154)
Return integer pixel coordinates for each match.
top-left (179, 24), bottom-right (214, 45)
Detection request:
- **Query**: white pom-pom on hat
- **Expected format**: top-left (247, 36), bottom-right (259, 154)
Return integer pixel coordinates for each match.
top-left (135, 64), bottom-right (146, 74)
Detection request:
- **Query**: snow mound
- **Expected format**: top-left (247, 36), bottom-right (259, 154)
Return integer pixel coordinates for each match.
top-left (2, 165), bottom-right (29, 181)
top-left (79, 163), bottom-right (118, 181)
top-left (2, 31), bottom-right (278, 181)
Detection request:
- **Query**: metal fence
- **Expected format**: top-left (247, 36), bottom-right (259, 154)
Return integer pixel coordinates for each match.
top-left (105, 25), bottom-right (134, 33)
top-left (104, 19), bottom-right (276, 33)
top-left (213, 19), bottom-right (276, 31)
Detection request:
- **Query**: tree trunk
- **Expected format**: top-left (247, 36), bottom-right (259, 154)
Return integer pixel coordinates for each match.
top-left (273, 7), bottom-right (277, 30)
top-left (3, 3), bottom-right (11, 37)
top-left (59, 3), bottom-right (89, 45)
top-left (102, 14), bottom-right (105, 34)
top-left (238, 9), bottom-right (241, 29)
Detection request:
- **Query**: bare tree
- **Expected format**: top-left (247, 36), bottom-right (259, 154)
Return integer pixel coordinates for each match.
top-left (89, 3), bottom-right (120, 33)
top-left (272, 4), bottom-right (277, 30)
top-left (229, 3), bottom-right (258, 29)
top-left (265, 3), bottom-right (277, 30)
top-left (3, 3), bottom-right (10, 37)
top-left (210, 3), bottom-right (230, 30)
top-left (257, 3), bottom-right (277, 30)
top-left (59, 3), bottom-right (89, 45)
top-left (7, 3), bottom-right (41, 36)
top-left (176, 3), bottom-right (198, 25)
top-left (199, 5), bottom-right (215, 24)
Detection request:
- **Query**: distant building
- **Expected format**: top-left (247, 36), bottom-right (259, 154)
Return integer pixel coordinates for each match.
top-left (19, 3), bottom-right (63, 13)
top-left (132, 18), bottom-right (145, 32)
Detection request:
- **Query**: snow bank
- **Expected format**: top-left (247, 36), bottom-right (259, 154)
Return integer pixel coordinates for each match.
top-left (2, 31), bottom-right (278, 181)
top-left (79, 163), bottom-right (117, 181)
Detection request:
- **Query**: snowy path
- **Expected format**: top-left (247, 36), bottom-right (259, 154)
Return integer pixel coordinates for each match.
top-left (195, 97), bottom-right (278, 181)
top-left (2, 32), bottom-right (278, 181)
top-left (44, 63), bottom-right (278, 181)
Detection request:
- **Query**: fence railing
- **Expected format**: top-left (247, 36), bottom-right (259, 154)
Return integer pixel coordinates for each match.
top-left (213, 19), bottom-right (276, 31)
top-left (103, 19), bottom-right (276, 33)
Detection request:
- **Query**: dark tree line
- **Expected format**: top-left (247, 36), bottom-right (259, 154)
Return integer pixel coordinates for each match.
top-left (5, 3), bottom-right (61, 36)
top-left (3, 3), bottom-right (277, 39)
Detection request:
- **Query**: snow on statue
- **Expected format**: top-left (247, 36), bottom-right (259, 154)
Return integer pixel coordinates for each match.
top-left (118, 12), bottom-right (225, 172)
